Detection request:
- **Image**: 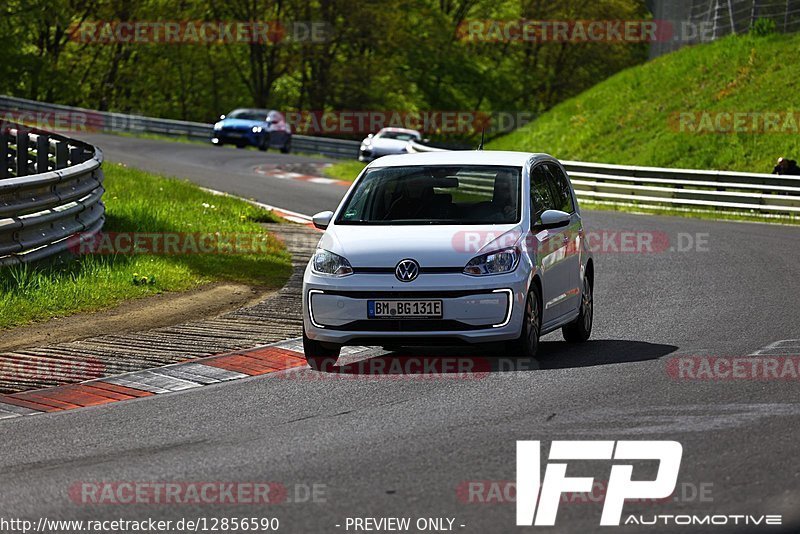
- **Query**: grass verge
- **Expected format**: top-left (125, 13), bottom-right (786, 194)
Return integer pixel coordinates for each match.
top-left (488, 32), bottom-right (800, 173)
top-left (324, 160), bottom-right (367, 182)
top-left (0, 164), bottom-right (292, 329)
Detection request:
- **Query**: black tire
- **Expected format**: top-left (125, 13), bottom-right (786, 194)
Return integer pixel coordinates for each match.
top-left (562, 275), bottom-right (593, 342)
top-left (280, 138), bottom-right (291, 154)
top-left (236, 143), bottom-right (246, 149)
top-left (510, 285), bottom-right (542, 359)
top-left (302, 329), bottom-right (340, 371)
top-left (258, 134), bottom-right (270, 152)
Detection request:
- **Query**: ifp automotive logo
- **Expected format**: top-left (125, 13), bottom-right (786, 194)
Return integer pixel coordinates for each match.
top-left (516, 440), bottom-right (783, 528)
top-left (516, 440), bottom-right (682, 527)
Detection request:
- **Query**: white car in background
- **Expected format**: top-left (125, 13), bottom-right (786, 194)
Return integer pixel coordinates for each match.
top-left (359, 127), bottom-right (423, 162)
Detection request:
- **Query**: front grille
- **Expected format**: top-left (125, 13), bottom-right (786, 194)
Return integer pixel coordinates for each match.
top-left (351, 267), bottom-right (463, 274)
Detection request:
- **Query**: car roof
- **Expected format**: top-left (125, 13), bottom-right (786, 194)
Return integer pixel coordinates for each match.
top-left (367, 150), bottom-right (555, 168)
top-left (378, 127), bottom-right (421, 135)
top-left (230, 108), bottom-right (275, 115)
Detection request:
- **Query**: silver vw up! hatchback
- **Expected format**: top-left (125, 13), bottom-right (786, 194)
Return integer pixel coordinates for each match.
top-left (302, 151), bottom-right (594, 369)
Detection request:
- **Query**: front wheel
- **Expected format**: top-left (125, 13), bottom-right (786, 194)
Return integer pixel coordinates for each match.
top-left (258, 134), bottom-right (270, 152)
top-left (562, 275), bottom-right (593, 342)
top-left (302, 329), bottom-right (340, 371)
top-left (510, 285), bottom-right (542, 359)
top-left (280, 138), bottom-right (291, 154)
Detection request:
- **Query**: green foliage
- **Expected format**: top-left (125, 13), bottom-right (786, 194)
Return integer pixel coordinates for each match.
top-left (0, 0), bottom-right (648, 141)
top-left (751, 18), bottom-right (777, 37)
top-left (489, 33), bottom-right (800, 174)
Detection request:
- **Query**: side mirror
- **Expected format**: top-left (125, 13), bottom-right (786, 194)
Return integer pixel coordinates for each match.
top-left (219, 114), bottom-right (226, 120)
top-left (534, 209), bottom-right (571, 231)
top-left (312, 211), bottom-right (334, 230)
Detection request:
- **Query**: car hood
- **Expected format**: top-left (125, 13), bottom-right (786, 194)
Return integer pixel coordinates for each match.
top-left (319, 224), bottom-right (523, 268)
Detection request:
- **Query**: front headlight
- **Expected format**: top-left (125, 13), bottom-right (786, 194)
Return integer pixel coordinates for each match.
top-left (311, 249), bottom-right (353, 276)
top-left (213, 122), bottom-right (223, 131)
top-left (252, 126), bottom-right (263, 133)
top-left (463, 247), bottom-right (520, 276)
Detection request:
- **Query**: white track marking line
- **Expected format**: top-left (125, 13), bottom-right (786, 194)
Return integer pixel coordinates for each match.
top-left (749, 339), bottom-right (800, 356)
top-left (198, 186), bottom-right (312, 222)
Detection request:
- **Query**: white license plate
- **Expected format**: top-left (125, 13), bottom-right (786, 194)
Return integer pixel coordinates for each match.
top-left (368, 300), bottom-right (443, 319)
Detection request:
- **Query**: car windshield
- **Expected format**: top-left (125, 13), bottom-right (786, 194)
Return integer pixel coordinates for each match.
top-left (378, 131), bottom-right (419, 141)
top-left (227, 109), bottom-right (268, 121)
top-left (336, 165), bottom-right (521, 225)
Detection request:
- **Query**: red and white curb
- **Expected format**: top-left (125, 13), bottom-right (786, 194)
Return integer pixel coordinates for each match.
top-left (0, 339), bottom-right (371, 419)
top-left (0, 194), bottom-right (334, 420)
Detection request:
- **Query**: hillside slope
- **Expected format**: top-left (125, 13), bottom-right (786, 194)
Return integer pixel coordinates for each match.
top-left (489, 33), bottom-right (800, 173)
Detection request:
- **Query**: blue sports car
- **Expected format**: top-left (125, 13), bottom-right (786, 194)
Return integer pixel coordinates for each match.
top-left (212, 108), bottom-right (292, 153)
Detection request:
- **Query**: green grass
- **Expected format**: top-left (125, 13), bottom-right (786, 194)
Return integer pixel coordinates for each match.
top-left (324, 160), bottom-right (367, 182)
top-left (489, 32), bottom-right (800, 173)
top-left (0, 164), bottom-right (292, 329)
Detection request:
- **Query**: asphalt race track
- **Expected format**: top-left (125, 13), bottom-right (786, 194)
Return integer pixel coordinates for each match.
top-left (1, 133), bottom-right (799, 533)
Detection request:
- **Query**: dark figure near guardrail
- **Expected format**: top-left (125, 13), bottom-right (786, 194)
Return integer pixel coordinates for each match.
top-left (772, 157), bottom-right (800, 176)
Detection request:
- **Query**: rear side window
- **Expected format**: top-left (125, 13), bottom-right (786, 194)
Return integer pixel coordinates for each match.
top-left (545, 162), bottom-right (575, 214)
top-left (530, 164), bottom-right (557, 223)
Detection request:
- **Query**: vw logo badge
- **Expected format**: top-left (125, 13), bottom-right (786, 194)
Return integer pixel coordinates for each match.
top-left (395, 259), bottom-right (420, 282)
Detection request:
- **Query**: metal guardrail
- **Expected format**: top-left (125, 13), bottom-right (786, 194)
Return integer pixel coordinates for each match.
top-left (407, 140), bottom-right (800, 218)
top-left (0, 124), bottom-right (104, 266)
top-left (0, 95), bottom-right (360, 160)
top-left (3, 94), bottom-right (797, 219)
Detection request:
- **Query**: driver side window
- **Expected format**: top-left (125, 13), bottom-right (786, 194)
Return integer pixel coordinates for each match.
top-left (530, 164), bottom-right (557, 225)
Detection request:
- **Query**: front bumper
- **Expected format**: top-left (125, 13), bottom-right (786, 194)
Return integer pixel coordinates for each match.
top-left (212, 130), bottom-right (260, 146)
top-left (302, 268), bottom-right (529, 345)
top-left (359, 147), bottom-right (407, 162)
